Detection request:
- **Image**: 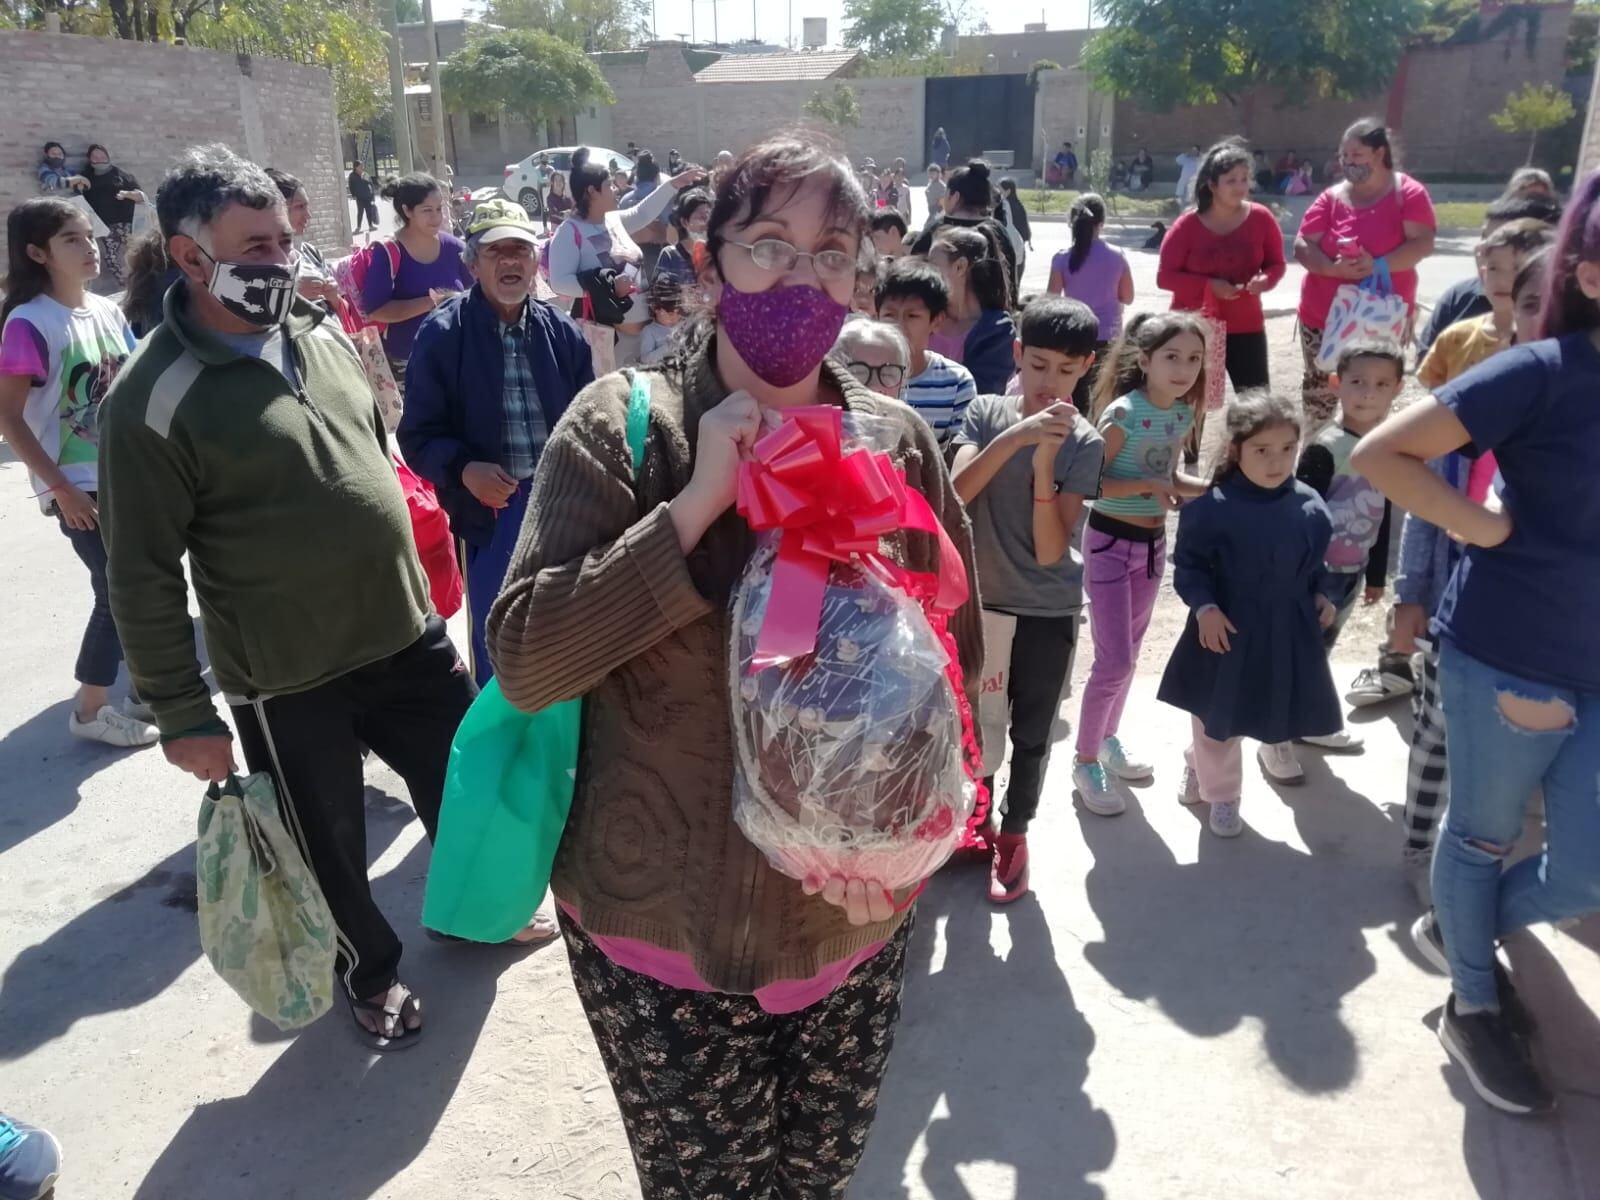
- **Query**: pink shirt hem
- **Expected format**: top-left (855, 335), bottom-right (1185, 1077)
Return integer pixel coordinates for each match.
top-left (557, 901), bottom-right (889, 1014)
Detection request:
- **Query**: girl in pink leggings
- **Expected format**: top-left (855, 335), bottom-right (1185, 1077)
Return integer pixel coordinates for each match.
top-left (1073, 313), bottom-right (1209, 815)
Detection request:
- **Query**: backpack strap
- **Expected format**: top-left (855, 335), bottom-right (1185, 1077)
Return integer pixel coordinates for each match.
top-left (624, 370), bottom-right (650, 477)
top-left (384, 240), bottom-right (401, 277)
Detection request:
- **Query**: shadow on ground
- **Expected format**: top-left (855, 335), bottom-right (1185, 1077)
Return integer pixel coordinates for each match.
top-left (1078, 763), bottom-right (1411, 1094)
top-left (855, 870), bottom-right (1116, 1198)
top-left (0, 617), bottom-right (214, 859)
top-left (132, 833), bottom-right (526, 1200)
top-left (0, 786), bottom-right (415, 1062)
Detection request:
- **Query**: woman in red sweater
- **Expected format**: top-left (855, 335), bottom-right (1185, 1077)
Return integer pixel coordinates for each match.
top-left (1157, 140), bottom-right (1287, 393)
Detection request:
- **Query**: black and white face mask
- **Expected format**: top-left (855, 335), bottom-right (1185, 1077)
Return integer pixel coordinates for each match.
top-left (196, 244), bottom-right (299, 327)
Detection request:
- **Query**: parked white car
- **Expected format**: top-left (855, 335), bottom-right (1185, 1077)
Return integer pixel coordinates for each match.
top-left (503, 146), bottom-right (637, 217)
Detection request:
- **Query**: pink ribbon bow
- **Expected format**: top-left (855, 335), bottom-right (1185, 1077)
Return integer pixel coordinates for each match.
top-left (736, 406), bottom-right (968, 670)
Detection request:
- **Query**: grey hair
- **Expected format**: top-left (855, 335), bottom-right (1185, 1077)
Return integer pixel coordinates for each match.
top-left (460, 236), bottom-right (479, 268)
top-left (156, 143), bottom-right (282, 242)
top-left (835, 315), bottom-right (910, 366)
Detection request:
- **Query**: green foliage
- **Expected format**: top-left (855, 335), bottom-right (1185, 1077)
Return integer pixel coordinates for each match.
top-left (394, 0), bottom-right (421, 19)
top-left (803, 82), bottom-right (864, 129)
top-left (1491, 81), bottom-right (1577, 163)
top-left (841, 0), bottom-right (944, 57)
top-left (1025, 59), bottom-right (1063, 88)
top-left (0, 0), bottom-right (391, 125)
top-left (479, 0), bottom-right (650, 51)
top-left (1084, 0), bottom-right (1428, 109)
top-left (443, 29), bottom-right (616, 127)
top-left (1567, 1), bottom-right (1600, 74)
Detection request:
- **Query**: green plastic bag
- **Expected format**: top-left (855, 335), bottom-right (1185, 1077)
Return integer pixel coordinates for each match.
top-left (422, 371), bottom-right (651, 942)
top-left (196, 773), bottom-right (337, 1030)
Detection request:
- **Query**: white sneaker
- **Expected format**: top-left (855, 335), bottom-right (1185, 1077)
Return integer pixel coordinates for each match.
top-left (69, 704), bottom-right (158, 749)
top-left (1345, 666), bottom-right (1414, 708)
top-left (1178, 762), bottom-right (1203, 806)
top-left (1298, 727), bottom-right (1365, 752)
top-left (1073, 760), bottom-right (1126, 816)
top-left (1257, 741), bottom-right (1304, 784)
top-left (1100, 735), bottom-right (1153, 781)
top-left (1208, 799), bottom-right (1243, 838)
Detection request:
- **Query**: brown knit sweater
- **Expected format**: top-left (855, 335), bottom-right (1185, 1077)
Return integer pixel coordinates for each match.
top-left (486, 341), bottom-right (983, 994)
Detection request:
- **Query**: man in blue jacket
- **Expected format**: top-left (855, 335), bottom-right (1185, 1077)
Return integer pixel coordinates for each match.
top-left (400, 200), bottom-right (594, 684)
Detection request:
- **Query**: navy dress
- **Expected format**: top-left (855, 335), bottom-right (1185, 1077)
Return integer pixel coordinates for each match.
top-left (1158, 473), bottom-right (1343, 743)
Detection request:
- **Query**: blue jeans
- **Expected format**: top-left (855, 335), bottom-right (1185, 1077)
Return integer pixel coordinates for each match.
top-left (1432, 642), bottom-right (1600, 1009)
top-left (463, 480), bottom-right (531, 686)
top-left (56, 499), bottom-right (125, 689)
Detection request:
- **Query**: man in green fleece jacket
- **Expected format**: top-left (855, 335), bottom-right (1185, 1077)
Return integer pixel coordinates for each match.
top-left (98, 144), bottom-right (473, 1050)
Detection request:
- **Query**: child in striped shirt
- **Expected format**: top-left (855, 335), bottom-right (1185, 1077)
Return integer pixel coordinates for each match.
top-left (876, 257), bottom-right (977, 446)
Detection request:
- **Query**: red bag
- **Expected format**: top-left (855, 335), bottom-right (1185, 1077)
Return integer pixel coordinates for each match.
top-left (397, 461), bottom-right (464, 619)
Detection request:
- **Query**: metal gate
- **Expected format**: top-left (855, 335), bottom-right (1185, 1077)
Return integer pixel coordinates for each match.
top-left (923, 75), bottom-right (1036, 170)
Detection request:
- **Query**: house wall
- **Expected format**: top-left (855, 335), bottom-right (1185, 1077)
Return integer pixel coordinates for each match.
top-left (0, 30), bottom-right (347, 266)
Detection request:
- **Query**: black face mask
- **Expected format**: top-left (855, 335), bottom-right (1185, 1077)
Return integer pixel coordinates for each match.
top-left (196, 244), bottom-right (300, 327)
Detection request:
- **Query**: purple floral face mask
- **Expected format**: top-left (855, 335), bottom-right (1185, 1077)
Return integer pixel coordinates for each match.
top-left (718, 282), bottom-right (850, 388)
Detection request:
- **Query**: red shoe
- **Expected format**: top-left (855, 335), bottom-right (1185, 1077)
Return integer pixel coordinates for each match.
top-left (988, 833), bottom-right (1030, 904)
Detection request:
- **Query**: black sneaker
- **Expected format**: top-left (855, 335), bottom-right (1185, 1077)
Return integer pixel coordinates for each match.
top-left (1439, 996), bottom-right (1555, 1115)
top-left (1412, 911), bottom-right (1536, 1036)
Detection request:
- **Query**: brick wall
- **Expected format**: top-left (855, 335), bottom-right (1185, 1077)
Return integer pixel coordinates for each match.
top-left (600, 76), bottom-right (925, 168)
top-left (1, 30), bottom-right (348, 267)
top-left (1112, 7), bottom-right (1572, 182)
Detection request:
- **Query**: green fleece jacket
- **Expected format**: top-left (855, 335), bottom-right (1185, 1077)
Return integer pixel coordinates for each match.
top-left (99, 282), bottom-right (429, 737)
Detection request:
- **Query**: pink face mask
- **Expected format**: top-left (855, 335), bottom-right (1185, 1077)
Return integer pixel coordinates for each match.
top-left (718, 282), bottom-right (850, 388)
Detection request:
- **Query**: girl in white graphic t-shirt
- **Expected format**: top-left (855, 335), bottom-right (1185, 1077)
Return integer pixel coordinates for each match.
top-left (0, 198), bottom-right (155, 748)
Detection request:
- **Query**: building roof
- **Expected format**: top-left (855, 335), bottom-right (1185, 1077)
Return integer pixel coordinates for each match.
top-left (693, 49), bottom-right (860, 83)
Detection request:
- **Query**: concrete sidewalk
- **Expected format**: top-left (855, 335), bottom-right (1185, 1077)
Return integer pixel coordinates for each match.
top-left (1, 446), bottom-right (1597, 1199)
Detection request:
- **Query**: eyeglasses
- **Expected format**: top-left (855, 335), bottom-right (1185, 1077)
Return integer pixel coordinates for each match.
top-left (729, 238), bottom-right (856, 281)
top-left (846, 360), bottom-right (906, 390)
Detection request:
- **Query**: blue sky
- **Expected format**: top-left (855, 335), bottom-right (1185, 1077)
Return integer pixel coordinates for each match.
top-left (430, 0), bottom-right (1095, 46)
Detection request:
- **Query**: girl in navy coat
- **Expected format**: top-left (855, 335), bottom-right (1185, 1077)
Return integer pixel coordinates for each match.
top-left (1157, 392), bottom-right (1343, 836)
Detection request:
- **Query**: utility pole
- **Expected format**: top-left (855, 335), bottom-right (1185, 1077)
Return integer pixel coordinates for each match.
top-left (384, 0), bottom-right (414, 174)
top-left (752, 0), bottom-right (756, 42)
top-left (423, 0), bottom-right (449, 180)
top-left (691, 0), bottom-right (696, 44)
top-left (712, 0), bottom-right (718, 44)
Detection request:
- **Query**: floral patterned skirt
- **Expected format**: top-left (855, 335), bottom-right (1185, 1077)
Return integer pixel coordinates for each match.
top-left (559, 909), bottom-right (912, 1200)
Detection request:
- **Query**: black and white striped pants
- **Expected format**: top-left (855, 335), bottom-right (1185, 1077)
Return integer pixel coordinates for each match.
top-left (1402, 642), bottom-right (1448, 853)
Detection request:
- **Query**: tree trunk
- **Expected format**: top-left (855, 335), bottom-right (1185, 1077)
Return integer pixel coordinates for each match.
top-left (1527, 131), bottom-right (1538, 165)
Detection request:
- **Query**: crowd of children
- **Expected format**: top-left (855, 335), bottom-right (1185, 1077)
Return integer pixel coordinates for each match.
top-left (6, 124), bottom-right (1600, 1155)
top-left (818, 142), bottom-right (1599, 1117)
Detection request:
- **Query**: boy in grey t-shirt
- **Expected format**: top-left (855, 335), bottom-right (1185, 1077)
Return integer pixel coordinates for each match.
top-left (951, 298), bottom-right (1105, 904)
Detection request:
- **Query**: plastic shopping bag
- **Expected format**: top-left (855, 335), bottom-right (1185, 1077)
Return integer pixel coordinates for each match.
top-left (1315, 260), bottom-right (1409, 371)
top-left (196, 773), bottom-right (337, 1030)
top-left (422, 373), bottom-right (651, 941)
top-left (355, 325), bottom-right (404, 432)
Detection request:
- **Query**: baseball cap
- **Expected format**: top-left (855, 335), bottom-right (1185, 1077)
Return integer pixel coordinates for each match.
top-left (468, 198), bottom-right (540, 246)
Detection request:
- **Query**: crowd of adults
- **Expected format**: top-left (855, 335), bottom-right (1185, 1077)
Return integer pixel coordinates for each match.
top-left (1, 111), bottom-right (1596, 1200)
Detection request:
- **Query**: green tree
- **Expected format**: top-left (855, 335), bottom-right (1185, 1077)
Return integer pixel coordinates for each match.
top-left (1491, 81), bottom-right (1577, 164)
top-left (394, 0), bottom-right (421, 20)
top-left (841, 0), bottom-right (943, 57)
top-left (479, 0), bottom-right (649, 50)
top-left (443, 29), bottom-right (615, 134)
top-left (1084, 0), bottom-right (1427, 109)
top-left (803, 82), bottom-right (863, 129)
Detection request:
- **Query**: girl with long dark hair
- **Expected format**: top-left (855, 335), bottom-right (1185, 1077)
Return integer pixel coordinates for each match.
top-left (1157, 140), bottom-right (1287, 394)
top-left (360, 172), bottom-right (473, 383)
top-left (1047, 192), bottom-right (1134, 411)
top-left (0, 199), bottom-right (154, 749)
top-left (1072, 313), bottom-right (1209, 815)
top-left (487, 131), bottom-right (981, 1197)
top-left (911, 158), bottom-right (1019, 290)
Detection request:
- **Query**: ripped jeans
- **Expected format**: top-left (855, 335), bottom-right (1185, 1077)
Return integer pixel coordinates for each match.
top-left (1433, 642), bottom-right (1600, 1010)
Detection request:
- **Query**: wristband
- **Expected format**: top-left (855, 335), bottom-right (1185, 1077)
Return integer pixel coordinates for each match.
top-left (1034, 495), bottom-right (1056, 504)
